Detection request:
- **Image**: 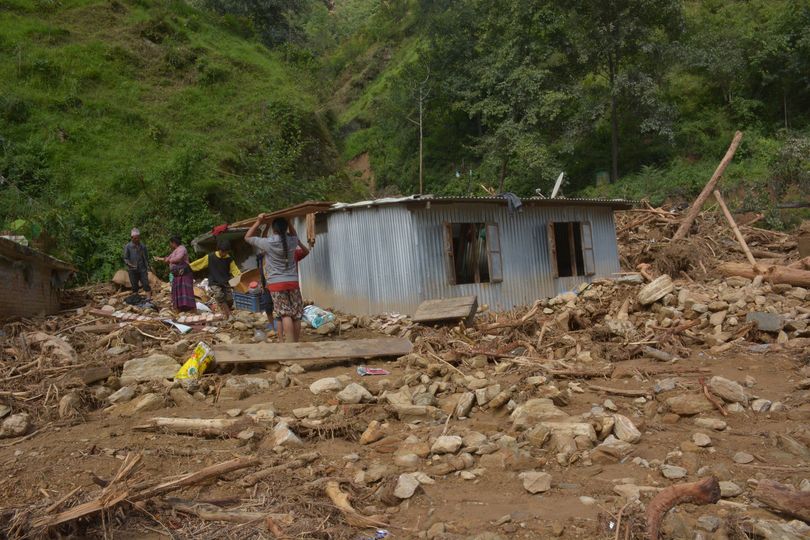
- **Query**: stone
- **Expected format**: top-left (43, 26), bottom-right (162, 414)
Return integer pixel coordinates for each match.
top-left (667, 394), bottom-right (715, 416)
top-left (426, 522), bottom-right (446, 539)
top-left (694, 418), bottom-right (727, 431)
top-left (510, 398), bottom-right (568, 428)
top-left (120, 354), bottom-right (179, 385)
top-left (0, 404), bottom-right (10, 419)
top-left (455, 392), bottom-right (475, 417)
top-left (661, 465), bottom-right (687, 479)
top-left (654, 378), bottom-right (678, 394)
top-left (394, 473), bottom-right (420, 499)
top-left (541, 422), bottom-right (598, 442)
top-left (708, 376), bottom-right (747, 404)
top-left (132, 393), bottom-right (164, 413)
top-left (603, 399), bottom-right (617, 412)
top-left (746, 312), bottom-right (784, 333)
top-left (315, 321), bottom-right (336, 335)
top-left (751, 398), bottom-right (772, 412)
top-left (697, 515), bottom-right (722, 532)
top-left (638, 275), bottom-right (674, 305)
top-left (58, 392), bottom-right (82, 419)
top-left (579, 496), bottom-right (596, 506)
top-left (337, 383), bottom-right (373, 404)
top-left (275, 370), bottom-right (291, 388)
top-left (170, 387), bottom-right (198, 408)
top-left (432, 435), bottom-right (463, 454)
top-left (709, 310), bottom-right (727, 326)
top-left (519, 471), bottom-right (552, 494)
top-left (733, 451), bottom-right (754, 464)
top-left (108, 386), bottom-right (136, 404)
top-left (612, 414), bottom-right (641, 443)
top-left (76, 366), bottom-right (112, 385)
top-left (360, 420), bottom-right (386, 445)
top-left (273, 422), bottom-right (303, 447)
top-left (105, 345), bottom-right (130, 357)
top-left (692, 433), bottom-right (712, 447)
top-left (395, 453), bottom-right (420, 469)
top-left (220, 377), bottom-right (271, 401)
top-left (309, 377), bottom-right (344, 395)
top-left (0, 413), bottom-right (31, 438)
top-left (719, 481), bottom-right (743, 497)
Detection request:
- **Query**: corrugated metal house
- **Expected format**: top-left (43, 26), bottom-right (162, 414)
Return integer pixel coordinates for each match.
top-left (0, 237), bottom-right (75, 318)
top-left (284, 195), bottom-right (631, 315)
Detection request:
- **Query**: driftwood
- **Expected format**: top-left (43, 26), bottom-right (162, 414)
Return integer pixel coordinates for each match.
top-left (238, 452), bottom-right (320, 487)
top-left (673, 131), bottom-right (743, 241)
top-left (587, 384), bottom-right (650, 398)
top-left (31, 454), bottom-right (259, 529)
top-left (324, 480), bottom-right (387, 528)
top-left (788, 256), bottom-right (810, 270)
top-left (645, 476), bottom-right (721, 540)
top-left (164, 500), bottom-right (293, 530)
top-left (717, 262), bottom-right (810, 287)
top-left (714, 190), bottom-right (760, 271)
top-left (133, 417), bottom-right (246, 437)
top-left (752, 479), bottom-right (810, 523)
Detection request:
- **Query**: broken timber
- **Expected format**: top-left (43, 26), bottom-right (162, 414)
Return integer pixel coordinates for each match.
top-left (212, 337), bottom-right (413, 365)
top-left (412, 295), bottom-right (478, 326)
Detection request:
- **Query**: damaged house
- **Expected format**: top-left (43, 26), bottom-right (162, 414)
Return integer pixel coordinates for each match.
top-left (0, 237), bottom-right (75, 318)
top-left (203, 196), bottom-right (631, 316)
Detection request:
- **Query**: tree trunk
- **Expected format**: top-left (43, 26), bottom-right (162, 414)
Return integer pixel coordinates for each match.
top-left (608, 54), bottom-right (619, 184)
top-left (717, 262), bottom-right (810, 287)
top-left (498, 157), bottom-right (508, 192)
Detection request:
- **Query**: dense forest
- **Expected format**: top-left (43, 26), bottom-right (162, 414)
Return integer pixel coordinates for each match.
top-left (1, 0), bottom-right (809, 280)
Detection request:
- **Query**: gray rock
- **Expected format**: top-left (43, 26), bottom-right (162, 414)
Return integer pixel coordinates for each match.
top-left (120, 354), bottom-right (179, 385)
top-left (309, 377), bottom-right (344, 395)
top-left (0, 404), bottom-right (10, 419)
top-left (746, 312), bottom-right (784, 333)
top-left (667, 394), bottom-right (715, 416)
top-left (719, 481), bottom-right (743, 497)
top-left (692, 433), bottom-right (712, 447)
top-left (697, 515), bottom-right (722, 532)
top-left (654, 378), bottom-right (678, 394)
top-left (106, 345), bottom-right (131, 357)
top-left (108, 386), bottom-right (136, 404)
top-left (612, 414), bottom-right (641, 443)
top-left (275, 370), bottom-right (291, 388)
top-left (273, 422), bottom-right (302, 447)
top-left (455, 392), bottom-right (475, 418)
top-left (412, 392), bottom-right (438, 407)
top-left (432, 435), bottom-right (463, 454)
top-left (336, 383), bottom-right (373, 404)
top-left (131, 393), bottom-right (164, 413)
top-left (58, 392), bottom-right (81, 419)
top-left (510, 398), bottom-right (568, 428)
top-left (694, 418), bottom-right (727, 431)
top-left (708, 376), bottom-right (747, 404)
top-left (394, 473), bottom-right (421, 499)
top-left (519, 471), bottom-right (552, 494)
top-left (221, 377), bottom-right (271, 400)
top-left (661, 465), bottom-right (687, 479)
top-left (0, 413), bottom-right (31, 438)
top-left (733, 451), bottom-right (754, 464)
top-left (395, 453), bottom-right (420, 469)
top-left (751, 398), bottom-right (772, 412)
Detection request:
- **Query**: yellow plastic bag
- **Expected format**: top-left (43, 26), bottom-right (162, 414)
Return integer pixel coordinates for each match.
top-left (175, 341), bottom-right (214, 380)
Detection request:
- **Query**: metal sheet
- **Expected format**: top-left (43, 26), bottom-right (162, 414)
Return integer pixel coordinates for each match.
top-left (298, 203), bottom-right (621, 316)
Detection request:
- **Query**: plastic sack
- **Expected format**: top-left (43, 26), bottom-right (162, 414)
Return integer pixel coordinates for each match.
top-left (175, 341), bottom-right (214, 380)
top-left (303, 305), bottom-right (335, 329)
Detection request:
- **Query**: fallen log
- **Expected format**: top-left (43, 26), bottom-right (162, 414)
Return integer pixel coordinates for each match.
top-left (133, 417), bottom-right (246, 438)
top-left (788, 256), bottom-right (810, 270)
top-left (717, 262), bottom-right (810, 287)
top-left (752, 479), bottom-right (810, 523)
top-left (714, 190), bottom-right (760, 271)
top-left (164, 500), bottom-right (293, 528)
top-left (673, 131), bottom-right (743, 241)
top-left (325, 480), bottom-right (387, 528)
top-left (238, 451), bottom-right (320, 487)
top-left (645, 476), bottom-right (721, 540)
top-left (587, 384), bottom-right (650, 398)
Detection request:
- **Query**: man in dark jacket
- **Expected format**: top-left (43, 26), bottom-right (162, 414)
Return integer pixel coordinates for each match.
top-left (123, 228), bottom-right (152, 299)
top-left (190, 237), bottom-right (240, 318)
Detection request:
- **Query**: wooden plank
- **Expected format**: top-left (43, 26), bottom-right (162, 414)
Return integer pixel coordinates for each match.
top-left (412, 295), bottom-right (478, 326)
top-left (212, 338), bottom-right (413, 365)
top-left (230, 201), bottom-right (334, 228)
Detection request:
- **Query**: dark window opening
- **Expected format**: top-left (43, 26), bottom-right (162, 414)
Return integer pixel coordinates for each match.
top-left (444, 222), bottom-right (503, 285)
top-left (548, 221), bottom-right (595, 278)
top-left (315, 213), bottom-right (328, 235)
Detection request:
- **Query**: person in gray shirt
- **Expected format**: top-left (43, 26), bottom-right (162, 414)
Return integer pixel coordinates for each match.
top-left (123, 228), bottom-right (152, 299)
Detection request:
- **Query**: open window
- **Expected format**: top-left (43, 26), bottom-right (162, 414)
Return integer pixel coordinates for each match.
top-left (443, 222), bottom-right (503, 285)
top-left (547, 221), bottom-right (595, 278)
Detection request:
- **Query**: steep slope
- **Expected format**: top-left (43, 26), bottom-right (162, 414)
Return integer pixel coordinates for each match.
top-left (0, 0), bottom-right (343, 278)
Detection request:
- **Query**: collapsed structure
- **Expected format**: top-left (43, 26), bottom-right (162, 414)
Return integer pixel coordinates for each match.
top-left (194, 195), bottom-right (631, 315)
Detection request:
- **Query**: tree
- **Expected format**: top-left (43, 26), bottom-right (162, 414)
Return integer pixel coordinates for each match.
top-left (405, 65), bottom-right (431, 194)
top-left (563, 0), bottom-right (682, 183)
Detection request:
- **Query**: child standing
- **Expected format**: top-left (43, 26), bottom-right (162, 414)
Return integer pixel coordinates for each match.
top-left (191, 237), bottom-right (240, 318)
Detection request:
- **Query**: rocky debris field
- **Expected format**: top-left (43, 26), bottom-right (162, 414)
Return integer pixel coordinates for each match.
top-left (1, 208), bottom-right (809, 540)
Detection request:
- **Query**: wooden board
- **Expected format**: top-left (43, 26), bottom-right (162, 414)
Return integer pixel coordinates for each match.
top-left (412, 295), bottom-right (478, 326)
top-left (229, 201), bottom-right (334, 228)
top-left (212, 338), bottom-right (413, 365)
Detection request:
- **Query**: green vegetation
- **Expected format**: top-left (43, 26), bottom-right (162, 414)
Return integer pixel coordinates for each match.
top-left (2, 0), bottom-right (809, 280)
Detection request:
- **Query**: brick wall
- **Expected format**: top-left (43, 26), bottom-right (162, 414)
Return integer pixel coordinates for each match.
top-left (0, 256), bottom-right (61, 317)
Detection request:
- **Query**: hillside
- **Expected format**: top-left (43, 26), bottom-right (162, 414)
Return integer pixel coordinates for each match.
top-left (0, 0), bottom-right (351, 279)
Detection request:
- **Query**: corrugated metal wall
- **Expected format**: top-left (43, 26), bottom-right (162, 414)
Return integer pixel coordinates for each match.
top-left (298, 204), bottom-right (620, 315)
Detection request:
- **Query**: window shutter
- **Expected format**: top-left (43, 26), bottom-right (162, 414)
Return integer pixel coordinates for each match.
top-left (582, 221), bottom-right (595, 276)
top-left (547, 222), bottom-right (559, 278)
top-left (486, 223), bottom-right (503, 283)
top-left (443, 222), bottom-right (456, 285)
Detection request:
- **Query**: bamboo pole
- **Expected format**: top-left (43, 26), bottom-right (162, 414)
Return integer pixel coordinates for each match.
top-left (713, 190), bottom-right (760, 272)
top-left (673, 131), bottom-right (743, 241)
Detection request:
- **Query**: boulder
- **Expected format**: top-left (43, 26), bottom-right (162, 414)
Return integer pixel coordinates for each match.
top-left (455, 392), bottom-right (475, 418)
top-left (120, 354), bottom-right (179, 385)
top-left (394, 473), bottom-right (421, 499)
top-left (519, 471), bottom-right (552, 494)
top-left (337, 383), bottom-right (373, 404)
top-left (708, 376), bottom-right (747, 404)
top-left (0, 413), bottom-right (31, 438)
top-left (309, 377), bottom-right (344, 395)
top-left (431, 435), bottom-right (463, 454)
top-left (746, 312), bottom-right (784, 333)
top-left (638, 275), bottom-right (674, 306)
top-left (510, 398), bottom-right (568, 429)
top-left (273, 422), bottom-right (303, 447)
top-left (612, 414), bottom-right (641, 443)
top-left (666, 394), bottom-right (715, 416)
